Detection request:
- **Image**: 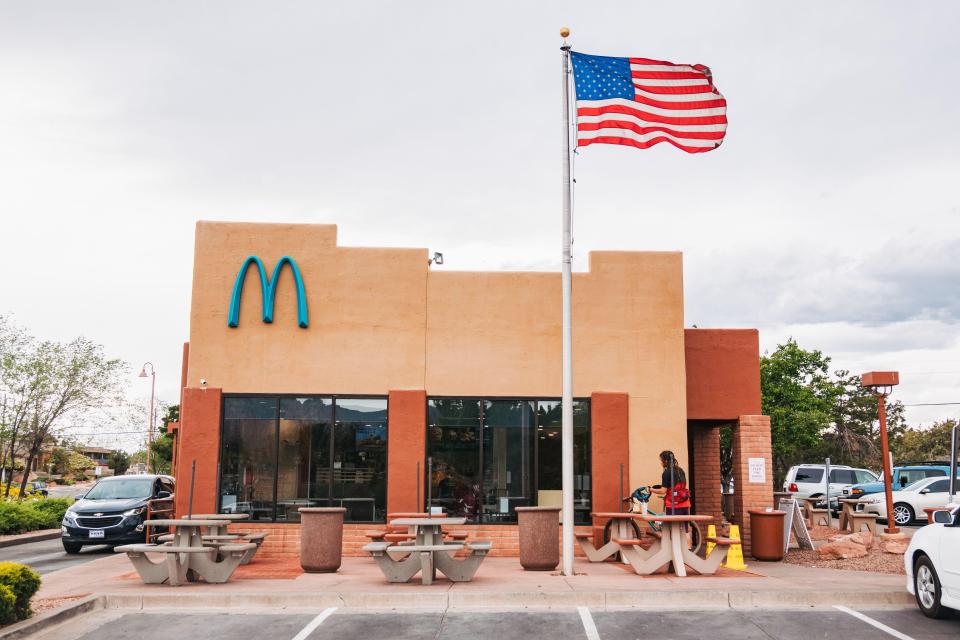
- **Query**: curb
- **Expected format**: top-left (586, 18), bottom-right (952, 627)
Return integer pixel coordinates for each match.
top-left (97, 588), bottom-right (914, 611)
top-left (0, 595), bottom-right (103, 640)
top-left (0, 530), bottom-right (61, 549)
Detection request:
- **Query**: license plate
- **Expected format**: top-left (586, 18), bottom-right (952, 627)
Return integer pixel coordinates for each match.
top-left (89, 529), bottom-right (104, 539)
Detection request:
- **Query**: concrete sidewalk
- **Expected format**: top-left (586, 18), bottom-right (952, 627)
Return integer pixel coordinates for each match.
top-left (34, 553), bottom-right (912, 612)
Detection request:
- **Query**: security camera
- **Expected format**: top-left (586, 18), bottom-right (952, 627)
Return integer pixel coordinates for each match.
top-left (200, 378), bottom-right (207, 387)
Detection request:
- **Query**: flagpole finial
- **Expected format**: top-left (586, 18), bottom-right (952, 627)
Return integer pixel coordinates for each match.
top-left (560, 27), bottom-right (570, 38)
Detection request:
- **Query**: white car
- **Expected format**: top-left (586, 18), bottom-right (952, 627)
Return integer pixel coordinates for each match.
top-left (856, 476), bottom-right (957, 526)
top-left (782, 464), bottom-right (877, 501)
top-left (905, 506), bottom-right (960, 618)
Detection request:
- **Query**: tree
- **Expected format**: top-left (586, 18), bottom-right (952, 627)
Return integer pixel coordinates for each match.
top-left (6, 336), bottom-right (125, 498)
top-left (149, 404), bottom-right (178, 474)
top-left (891, 419), bottom-right (957, 464)
top-left (108, 449), bottom-right (130, 475)
top-left (761, 339), bottom-right (839, 483)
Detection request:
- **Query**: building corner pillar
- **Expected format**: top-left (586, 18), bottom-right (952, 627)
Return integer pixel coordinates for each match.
top-left (174, 387), bottom-right (222, 517)
top-left (590, 392), bottom-right (629, 546)
top-left (690, 425), bottom-right (723, 522)
top-left (387, 390), bottom-right (426, 514)
top-left (731, 414), bottom-right (773, 557)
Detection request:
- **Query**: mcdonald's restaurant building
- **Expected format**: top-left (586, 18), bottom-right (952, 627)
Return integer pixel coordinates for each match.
top-left (169, 222), bottom-right (774, 556)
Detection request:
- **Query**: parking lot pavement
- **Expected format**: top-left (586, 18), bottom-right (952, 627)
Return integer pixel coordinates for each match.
top-left (31, 607), bottom-right (960, 640)
top-left (0, 538), bottom-right (112, 575)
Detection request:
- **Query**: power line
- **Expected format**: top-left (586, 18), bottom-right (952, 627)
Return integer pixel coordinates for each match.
top-left (903, 402), bottom-right (960, 407)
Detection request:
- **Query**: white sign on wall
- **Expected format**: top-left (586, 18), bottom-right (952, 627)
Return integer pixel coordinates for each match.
top-left (748, 457), bottom-right (766, 484)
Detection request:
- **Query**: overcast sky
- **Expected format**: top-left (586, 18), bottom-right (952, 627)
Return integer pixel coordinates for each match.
top-left (2, 1), bottom-right (958, 451)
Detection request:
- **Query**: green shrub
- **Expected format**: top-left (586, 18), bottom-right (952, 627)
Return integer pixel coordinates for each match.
top-left (0, 563), bottom-right (40, 623)
top-left (0, 585), bottom-right (15, 626)
top-left (0, 502), bottom-right (45, 536)
top-left (29, 499), bottom-right (72, 529)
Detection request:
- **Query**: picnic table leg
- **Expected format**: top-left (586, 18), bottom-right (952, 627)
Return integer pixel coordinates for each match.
top-left (681, 543), bottom-right (729, 575)
top-left (668, 523), bottom-right (687, 577)
top-left (121, 551), bottom-right (171, 584)
top-left (576, 536), bottom-right (620, 563)
top-left (165, 551), bottom-right (190, 586)
top-left (420, 551), bottom-right (434, 586)
top-left (434, 546), bottom-right (490, 582)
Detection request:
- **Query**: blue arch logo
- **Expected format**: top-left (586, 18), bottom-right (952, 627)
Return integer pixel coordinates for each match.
top-left (227, 256), bottom-right (308, 328)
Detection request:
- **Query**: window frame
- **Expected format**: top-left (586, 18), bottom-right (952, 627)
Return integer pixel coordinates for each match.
top-left (218, 393), bottom-right (389, 523)
top-left (425, 396), bottom-right (592, 525)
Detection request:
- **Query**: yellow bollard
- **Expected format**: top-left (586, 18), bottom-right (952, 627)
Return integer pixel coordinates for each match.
top-left (705, 524), bottom-right (717, 557)
top-left (723, 524), bottom-right (747, 570)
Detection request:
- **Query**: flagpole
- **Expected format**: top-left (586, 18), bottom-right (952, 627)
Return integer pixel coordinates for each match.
top-left (560, 27), bottom-right (575, 577)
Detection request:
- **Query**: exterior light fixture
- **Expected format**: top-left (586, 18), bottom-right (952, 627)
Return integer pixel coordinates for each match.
top-left (860, 371), bottom-right (900, 534)
top-left (140, 362), bottom-right (156, 472)
top-left (428, 252), bottom-right (444, 266)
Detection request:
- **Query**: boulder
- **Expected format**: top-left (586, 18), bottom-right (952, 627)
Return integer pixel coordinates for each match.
top-left (826, 531), bottom-right (874, 549)
top-left (881, 539), bottom-right (909, 555)
top-left (817, 540), bottom-right (869, 560)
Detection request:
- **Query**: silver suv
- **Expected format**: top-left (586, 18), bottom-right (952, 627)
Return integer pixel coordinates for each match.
top-left (783, 464), bottom-right (878, 501)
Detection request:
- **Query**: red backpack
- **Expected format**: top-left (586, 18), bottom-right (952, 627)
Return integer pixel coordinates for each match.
top-left (670, 482), bottom-right (691, 505)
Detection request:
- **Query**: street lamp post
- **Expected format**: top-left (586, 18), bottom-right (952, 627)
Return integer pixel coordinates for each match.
top-left (139, 363), bottom-right (156, 473)
top-left (860, 371), bottom-right (900, 534)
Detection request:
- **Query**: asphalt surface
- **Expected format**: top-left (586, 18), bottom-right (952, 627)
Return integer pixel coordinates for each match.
top-left (34, 607), bottom-right (960, 640)
top-left (0, 537), bottom-right (113, 575)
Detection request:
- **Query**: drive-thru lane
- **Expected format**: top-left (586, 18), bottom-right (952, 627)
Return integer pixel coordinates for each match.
top-left (0, 538), bottom-right (112, 575)
top-left (30, 607), bottom-right (960, 640)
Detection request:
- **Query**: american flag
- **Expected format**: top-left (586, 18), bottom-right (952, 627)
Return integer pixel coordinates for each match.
top-left (570, 51), bottom-right (727, 154)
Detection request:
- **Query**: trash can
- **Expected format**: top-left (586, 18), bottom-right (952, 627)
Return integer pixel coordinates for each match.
top-left (299, 507), bottom-right (347, 572)
top-left (516, 506), bottom-right (561, 570)
top-left (748, 509), bottom-right (786, 561)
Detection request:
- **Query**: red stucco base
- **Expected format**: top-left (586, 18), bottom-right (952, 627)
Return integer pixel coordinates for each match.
top-left (174, 387), bottom-right (222, 517)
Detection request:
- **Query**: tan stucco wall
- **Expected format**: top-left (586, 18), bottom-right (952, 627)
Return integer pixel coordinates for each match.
top-left (188, 221), bottom-right (688, 488)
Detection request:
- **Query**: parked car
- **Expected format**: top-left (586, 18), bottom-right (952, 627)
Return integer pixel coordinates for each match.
top-left (842, 463), bottom-right (953, 500)
top-left (782, 464), bottom-right (878, 504)
top-left (856, 476), bottom-right (959, 526)
top-left (60, 474), bottom-right (175, 554)
top-left (23, 481), bottom-right (48, 497)
top-left (905, 505), bottom-right (960, 618)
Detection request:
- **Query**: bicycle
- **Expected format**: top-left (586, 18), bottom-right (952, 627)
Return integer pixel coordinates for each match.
top-left (602, 485), bottom-right (702, 554)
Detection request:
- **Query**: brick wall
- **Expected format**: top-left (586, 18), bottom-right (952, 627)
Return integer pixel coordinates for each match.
top-left (232, 523), bottom-right (593, 559)
top-left (730, 414), bottom-right (773, 557)
top-left (690, 425), bottom-right (723, 522)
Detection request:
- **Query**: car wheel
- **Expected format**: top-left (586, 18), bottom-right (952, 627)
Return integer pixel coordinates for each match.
top-left (914, 555), bottom-right (952, 619)
top-left (62, 541), bottom-right (83, 554)
top-left (893, 503), bottom-right (915, 526)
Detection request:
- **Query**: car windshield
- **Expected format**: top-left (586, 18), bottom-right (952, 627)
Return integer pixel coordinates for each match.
top-left (84, 479), bottom-right (153, 500)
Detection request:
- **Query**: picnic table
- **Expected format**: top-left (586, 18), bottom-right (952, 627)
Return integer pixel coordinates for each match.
top-left (182, 513), bottom-right (266, 564)
top-left (628, 513), bottom-right (716, 577)
top-left (838, 499), bottom-right (861, 530)
top-left (576, 512), bottom-right (644, 563)
top-left (116, 518), bottom-right (256, 586)
top-left (363, 517), bottom-right (491, 585)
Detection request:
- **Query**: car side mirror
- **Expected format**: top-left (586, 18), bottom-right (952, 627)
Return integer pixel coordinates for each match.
top-left (932, 510), bottom-right (953, 525)
top-left (156, 491), bottom-right (172, 499)
top-left (919, 488), bottom-right (930, 494)
top-left (74, 494), bottom-right (85, 500)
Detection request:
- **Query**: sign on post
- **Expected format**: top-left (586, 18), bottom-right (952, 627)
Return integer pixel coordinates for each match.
top-left (748, 458), bottom-right (766, 483)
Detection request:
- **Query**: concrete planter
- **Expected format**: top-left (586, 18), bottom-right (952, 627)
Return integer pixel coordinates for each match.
top-left (516, 506), bottom-right (561, 570)
top-left (748, 509), bottom-right (786, 561)
top-left (298, 507), bottom-right (347, 572)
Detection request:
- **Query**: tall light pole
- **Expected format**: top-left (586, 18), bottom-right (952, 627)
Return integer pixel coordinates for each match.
top-left (139, 363), bottom-right (156, 473)
top-left (861, 371), bottom-right (899, 534)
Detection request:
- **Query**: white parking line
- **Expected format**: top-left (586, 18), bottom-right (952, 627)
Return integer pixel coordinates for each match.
top-left (291, 607), bottom-right (337, 640)
top-left (577, 606), bottom-right (600, 640)
top-left (833, 606), bottom-right (915, 640)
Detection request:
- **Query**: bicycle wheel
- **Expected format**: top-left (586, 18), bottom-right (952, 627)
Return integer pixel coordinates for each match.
top-left (602, 518), bottom-right (643, 545)
top-left (689, 523), bottom-right (702, 554)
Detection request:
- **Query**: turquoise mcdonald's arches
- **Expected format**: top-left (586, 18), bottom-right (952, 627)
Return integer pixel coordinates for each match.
top-left (227, 256), bottom-right (308, 328)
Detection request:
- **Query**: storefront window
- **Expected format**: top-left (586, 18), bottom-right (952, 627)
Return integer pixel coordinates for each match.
top-left (427, 398), bottom-right (590, 524)
top-left (427, 399), bottom-right (482, 520)
top-left (219, 396), bottom-right (387, 523)
top-left (536, 400), bottom-right (591, 525)
top-left (220, 397), bottom-right (278, 521)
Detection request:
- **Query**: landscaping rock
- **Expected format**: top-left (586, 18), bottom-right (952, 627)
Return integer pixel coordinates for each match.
top-left (816, 540), bottom-right (869, 560)
top-left (881, 539), bottom-right (909, 555)
top-left (826, 531), bottom-right (874, 549)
